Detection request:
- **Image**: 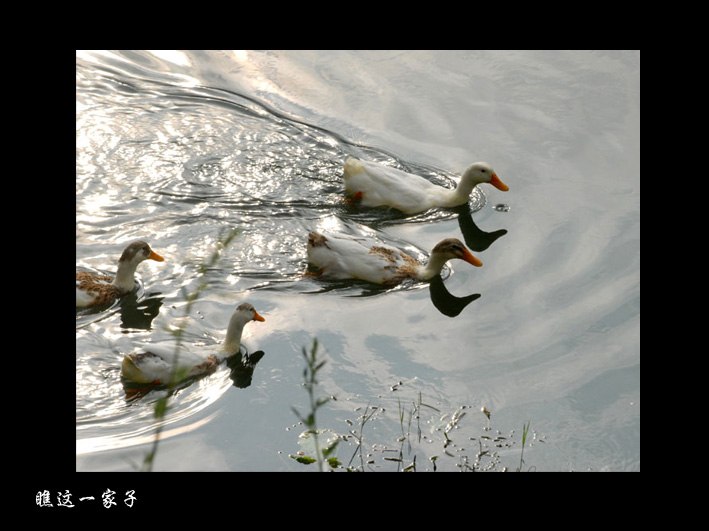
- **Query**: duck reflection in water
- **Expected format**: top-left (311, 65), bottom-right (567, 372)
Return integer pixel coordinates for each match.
top-left (118, 292), bottom-right (164, 330)
top-left (226, 349), bottom-right (265, 388)
top-left (76, 288), bottom-right (165, 331)
top-left (427, 274), bottom-right (480, 317)
top-left (452, 202), bottom-right (508, 252)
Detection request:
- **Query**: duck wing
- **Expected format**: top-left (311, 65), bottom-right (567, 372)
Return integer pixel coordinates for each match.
top-left (307, 232), bottom-right (419, 284)
top-left (122, 343), bottom-right (219, 384)
top-left (344, 158), bottom-right (439, 213)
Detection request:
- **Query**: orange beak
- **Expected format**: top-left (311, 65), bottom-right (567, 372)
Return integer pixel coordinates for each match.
top-left (462, 249), bottom-right (483, 267)
top-left (489, 173), bottom-right (509, 192)
top-left (253, 311), bottom-right (266, 322)
top-left (149, 250), bottom-right (165, 262)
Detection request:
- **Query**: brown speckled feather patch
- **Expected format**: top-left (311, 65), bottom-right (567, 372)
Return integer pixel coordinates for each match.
top-left (76, 271), bottom-right (125, 307)
top-left (368, 246), bottom-right (422, 284)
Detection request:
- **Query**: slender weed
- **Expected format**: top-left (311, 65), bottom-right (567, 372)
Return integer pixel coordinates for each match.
top-left (139, 228), bottom-right (240, 472)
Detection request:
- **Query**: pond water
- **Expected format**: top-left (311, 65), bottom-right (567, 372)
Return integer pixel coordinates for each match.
top-left (76, 50), bottom-right (640, 472)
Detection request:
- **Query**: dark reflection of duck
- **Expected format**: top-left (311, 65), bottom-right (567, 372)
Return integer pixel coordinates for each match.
top-left (452, 203), bottom-right (508, 252)
top-left (117, 292), bottom-right (164, 330)
top-left (226, 350), bottom-right (265, 388)
top-left (75, 287), bottom-right (164, 332)
top-left (428, 274), bottom-right (481, 317)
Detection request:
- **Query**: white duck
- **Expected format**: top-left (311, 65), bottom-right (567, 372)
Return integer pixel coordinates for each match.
top-left (121, 302), bottom-right (265, 385)
top-left (343, 157), bottom-right (508, 214)
top-left (76, 240), bottom-right (165, 308)
top-left (306, 231), bottom-right (482, 285)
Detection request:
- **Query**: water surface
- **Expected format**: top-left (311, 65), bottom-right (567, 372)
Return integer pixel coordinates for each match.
top-left (76, 50), bottom-right (640, 471)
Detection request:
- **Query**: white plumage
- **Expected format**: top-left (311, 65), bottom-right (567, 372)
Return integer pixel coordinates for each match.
top-left (121, 302), bottom-right (265, 385)
top-left (343, 157), bottom-right (508, 214)
top-left (306, 231), bottom-right (481, 285)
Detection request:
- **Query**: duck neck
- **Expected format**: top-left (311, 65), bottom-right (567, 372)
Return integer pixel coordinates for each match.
top-left (434, 179), bottom-right (474, 208)
top-left (450, 178), bottom-right (478, 204)
top-left (222, 315), bottom-right (246, 355)
top-left (112, 261), bottom-right (139, 292)
top-left (420, 254), bottom-right (448, 281)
